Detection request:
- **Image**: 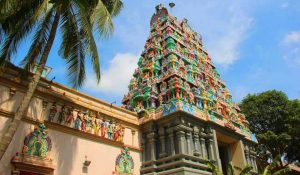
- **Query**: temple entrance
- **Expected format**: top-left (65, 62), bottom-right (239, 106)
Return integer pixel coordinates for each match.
top-left (216, 131), bottom-right (247, 175)
top-left (218, 143), bottom-right (230, 175)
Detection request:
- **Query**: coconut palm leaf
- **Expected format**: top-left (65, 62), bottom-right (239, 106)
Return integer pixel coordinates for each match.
top-left (21, 7), bottom-right (55, 72)
top-left (272, 167), bottom-right (290, 175)
top-left (207, 161), bottom-right (223, 175)
top-left (227, 163), bottom-right (235, 175)
top-left (92, 0), bottom-right (117, 37)
top-left (240, 165), bottom-right (253, 175)
top-left (78, 2), bottom-right (101, 83)
top-left (0, 0), bottom-right (48, 66)
top-left (0, 0), bottom-right (123, 161)
top-left (60, 3), bottom-right (86, 88)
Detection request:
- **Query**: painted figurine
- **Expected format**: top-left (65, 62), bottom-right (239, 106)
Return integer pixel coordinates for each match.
top-left (74, 111), bottom-right (82, 130)
top-left (48, 103), bottom-right (57, 122)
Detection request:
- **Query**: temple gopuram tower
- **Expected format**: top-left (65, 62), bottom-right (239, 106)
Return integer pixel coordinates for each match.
top-left (123, 4), bottom-right (257, 175)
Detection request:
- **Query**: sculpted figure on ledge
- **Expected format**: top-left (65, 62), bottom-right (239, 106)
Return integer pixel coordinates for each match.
top-left (46, 104), bottom-right (125, 143)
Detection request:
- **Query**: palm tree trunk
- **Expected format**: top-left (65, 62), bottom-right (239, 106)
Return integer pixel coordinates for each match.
top-left (0, 10), bottom-right (60, 161)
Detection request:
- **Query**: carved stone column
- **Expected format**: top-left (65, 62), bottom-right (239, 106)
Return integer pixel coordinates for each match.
top-left (200, 128), bottom-right (207, 159)
top-left (159, 127), bottom-right (167, 158)
top-left (193, 126), bottom-right (200, 157)
top-left (176, 130), bottom-right (186, 154)
top-left (147, 132), bottom-right (157, 161)
top-left (186, 130), bottom-right (192, 155)
top-left (167, 128), bottom-right (175, 156)
top-left (206, 129), bottom-right (215, 161)
top-left (141, 136), bottom-right (146, 162)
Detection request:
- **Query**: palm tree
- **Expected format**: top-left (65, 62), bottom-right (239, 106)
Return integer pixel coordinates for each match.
top-left (207, 161), bottom-right (253, 175)
top-left (0, 0), bottom-right (123, 160)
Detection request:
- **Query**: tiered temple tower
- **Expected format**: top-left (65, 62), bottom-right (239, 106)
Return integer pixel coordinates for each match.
top-left (123, 4), bottom-right (257, 175)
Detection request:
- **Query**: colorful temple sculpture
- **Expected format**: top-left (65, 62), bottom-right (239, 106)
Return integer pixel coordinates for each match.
top-left (122, 4), bottom-right (257, 175)
top-left (0, 63), bottom-right (141, 175)
top-left (0, 4), bottom-right (257, 175)
top-left (11, 123), bottom-right (54, 174)
top-left (114, 147), bottom-right (135, 174)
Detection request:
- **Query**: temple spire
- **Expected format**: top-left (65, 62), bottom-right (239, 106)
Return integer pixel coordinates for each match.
top-left (122, 4), bottom-right (255, 142)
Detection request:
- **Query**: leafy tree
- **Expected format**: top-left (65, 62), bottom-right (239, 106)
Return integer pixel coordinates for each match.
top-left (0, 0), bottom-right (123, 160)
top-left (240, 90), bottom-right (300, 166)
top-left (261, 156), bottom-right (290, 175)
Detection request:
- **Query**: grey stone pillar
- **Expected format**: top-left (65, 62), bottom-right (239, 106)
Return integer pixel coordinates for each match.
top-left (193, 126), bottom-right (200, 157)
top-left (212, 129), bottom-right (222, 169)
top-left (167, 128), bottom-right (175, 156)
top-left (147, 132), bottom-right (156, 161)
top-left (206, 136), bottom-right (214, 160)
top-left (200, 128), bottom-right (207, 159)
top-left (186, 131), bottom-right (192, 155)
top-left (159, 127), bottom-right (167, 158)
top-left (176, 130), bottom-right (186, 154)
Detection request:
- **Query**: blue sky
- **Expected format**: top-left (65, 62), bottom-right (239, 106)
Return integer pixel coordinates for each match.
top-left (12, 0), bottom-right (300, 105)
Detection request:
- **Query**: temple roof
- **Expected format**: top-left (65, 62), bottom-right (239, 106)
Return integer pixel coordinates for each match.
top-left (122, 4), bottom-right (256, 142)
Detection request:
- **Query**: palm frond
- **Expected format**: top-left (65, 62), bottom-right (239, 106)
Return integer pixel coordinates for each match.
top-left (263, 165), bottom-right (271, 175)
top-left (0, 0), bottom-right (48, 67)
top-left (92, 0), bottom-right (115, 37)
top-left (59, 4), bottom-right (86, 88)
top-left (227, 163), bottom-right (235, 175)
top-left (207, 161), bottom-right (223, 175)
top-left (101, 0), bottom-right (123, 17)
top-left (21, 7), bottom-right (55, 72)
top-left (272, 167), bottom-right (290, 175)
top-left (77, 2), bottom-right (101, 83)
top-left (239, 165), bottom-right (253, 175)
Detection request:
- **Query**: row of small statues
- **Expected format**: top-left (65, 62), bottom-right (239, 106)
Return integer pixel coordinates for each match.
top-left (47, 104), bottom-right (124, 142)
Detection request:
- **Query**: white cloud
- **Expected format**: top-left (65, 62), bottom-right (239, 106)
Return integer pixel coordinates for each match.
top-left (173, 1), bottom-right (254, 67)
top-left (113, 1), bottom-right (254, 67)
top-left (207, 14), bottom-right (253, 66)
top-left (281, 31), bottom-right (300, 66)
top-left (84, 53), bottom-right (138, 95)
top-left (282, 31), bottom-right (300, 44)
top-left (281, 2), bottom-right (289, 9)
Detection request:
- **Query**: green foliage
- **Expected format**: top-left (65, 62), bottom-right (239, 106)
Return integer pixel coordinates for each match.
top-left (240, 90), bottom-right (300, 164)
top-left (207, 161), bottom-right (223, 175)
top-left (207, 159), bottom-right (291, 175)
top-left (207, 161), bottom-right (252, 175)
top-left (0, 0), bottom-right (123, 88)
top-left (261, 156), bottom-right (291, 175)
